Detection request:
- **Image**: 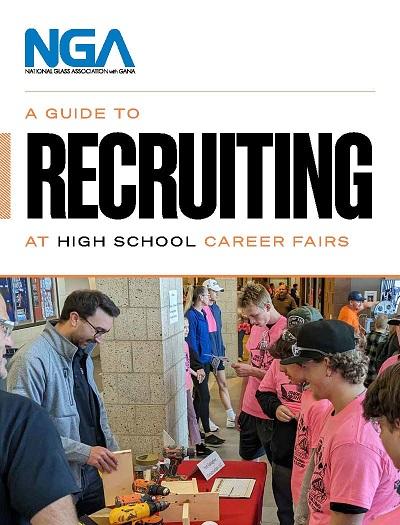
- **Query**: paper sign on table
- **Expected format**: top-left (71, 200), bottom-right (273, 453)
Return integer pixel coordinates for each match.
top-left (197, 451), bottom-right (225, 481)
top-left (211, 478), bottom-right (256, 498)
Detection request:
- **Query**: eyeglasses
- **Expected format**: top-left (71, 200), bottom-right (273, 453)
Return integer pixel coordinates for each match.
top-left (0, 319), bottom-right (14, 337)
top-left (81, 317), bottom-right (110, 339)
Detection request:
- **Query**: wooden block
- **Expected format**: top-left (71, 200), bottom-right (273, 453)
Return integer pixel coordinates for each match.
top-left (161, 492), bottom-right (219, 523)
top-left (161, 478), bottom-right (198, 494)
top-left (88, 507), bottom-right (111, 525)
top-left (101, 450), bottom-right (134, 507)
top-left (182, 502), bottom-right (190, 525)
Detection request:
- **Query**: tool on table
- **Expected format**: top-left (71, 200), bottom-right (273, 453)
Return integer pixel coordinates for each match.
top-left (133, 479), bottom-right (170, 496)
top-left (109, 500), bottom-right (170, 524)
top-left (115, 492), bottom-right (154, 507)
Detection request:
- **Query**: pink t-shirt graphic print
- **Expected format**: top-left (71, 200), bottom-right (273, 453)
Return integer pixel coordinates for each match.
top-left (258, 358), bottom-right (302, 417)
top-left (291, 390), bottom-right (331, 506)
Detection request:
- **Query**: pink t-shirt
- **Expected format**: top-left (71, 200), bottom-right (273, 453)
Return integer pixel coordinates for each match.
top-left (183, 341), bottom-right (192, 390)
top-left (370, 506), bottom-right (400, 524)
top-left (202, 306), bottom-right (217, 333)
top-left (258, 358), bottom-right (303, 417)
top-left (379, 354), bottom-right (400, 376)
top-left (291, 389), bottom-right (331, 506)
top-left (241, 316), bottom-right (287, 419)
top-left (308, 394), bottom-right (400, 525)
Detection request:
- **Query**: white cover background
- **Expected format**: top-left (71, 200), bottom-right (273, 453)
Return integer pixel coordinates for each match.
top-left (1, 1), bottom-right (397, 275)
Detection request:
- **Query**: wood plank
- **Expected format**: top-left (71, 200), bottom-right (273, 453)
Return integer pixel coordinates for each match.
top-left (161, 492), bottom-right (219, 523)
top-left (88, 507), bottom-right (111, 525)
top-left (101, 450), bottom-right (133, 507)
top-left (182, 502), bottom-right (190, 525)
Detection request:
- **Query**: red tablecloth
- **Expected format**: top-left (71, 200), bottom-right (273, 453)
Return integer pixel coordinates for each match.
top-left (169, 460), bottom-right (267, 525)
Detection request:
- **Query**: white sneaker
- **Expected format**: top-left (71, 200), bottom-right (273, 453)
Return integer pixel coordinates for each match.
top-left (209, 419), bottom-right (219, 432)
top-left (226, 417), bottom-right (236, 428)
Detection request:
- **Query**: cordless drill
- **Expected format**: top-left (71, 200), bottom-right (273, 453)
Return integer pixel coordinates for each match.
top-left (109, 501), bottom-right (170, 524)
top-left (132, 479), bottom-right (170, 496)
top-left (115, 492), bottom-right (154, 507)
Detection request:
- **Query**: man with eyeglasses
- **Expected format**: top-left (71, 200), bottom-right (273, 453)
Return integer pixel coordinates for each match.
top-left (7, 289), bottom-right (121, 517)
top-left (0, 294), bottom-right (79, 524)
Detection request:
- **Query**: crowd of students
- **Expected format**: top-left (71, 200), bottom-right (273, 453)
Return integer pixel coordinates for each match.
top-left (231, 282), bottom-right (400, 525)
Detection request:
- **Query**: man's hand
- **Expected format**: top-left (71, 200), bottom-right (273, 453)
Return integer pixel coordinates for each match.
top-left (235, 413), bottom-right (241, 431)
top-left (196, 368), bottom-right (206, 383)
top-left (231, 362), bottom-right (254, 377)
top-left (276, 405), bottom-right (295, 422)
top-left (87, 446), bottom-right (118, 473)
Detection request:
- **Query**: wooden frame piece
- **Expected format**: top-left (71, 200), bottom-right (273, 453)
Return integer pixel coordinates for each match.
top-left (161, 492), bottom-right (219, 523)
top-left (161, 478), bottom-right (198, 494)
top-left (182, 502), bottom-right (190, 525)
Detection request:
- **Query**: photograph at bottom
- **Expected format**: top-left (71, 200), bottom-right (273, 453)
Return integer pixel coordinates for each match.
top-left (1, 275), bottom-right (400, 525)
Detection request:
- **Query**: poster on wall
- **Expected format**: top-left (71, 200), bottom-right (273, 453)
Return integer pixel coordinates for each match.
top-left (30, 277), bottom-right (59, 322)
top-left (11, 278), bottom-right (32, 324)
top-left (0, 278), bottom-right (15, 322)
top-left (0, 277), bottom-right (58, 326)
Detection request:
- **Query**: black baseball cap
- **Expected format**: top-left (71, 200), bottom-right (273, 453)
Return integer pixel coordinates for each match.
top-left (388, 316), bottom-right (400, 326)
top-left (281, 319), bottom-right (357, 365)
top-left (348, 291), bottom-right (365, 302)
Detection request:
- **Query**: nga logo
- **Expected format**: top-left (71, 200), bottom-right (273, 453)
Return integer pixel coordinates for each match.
top-left (25, 28), bottom-right (135, 68)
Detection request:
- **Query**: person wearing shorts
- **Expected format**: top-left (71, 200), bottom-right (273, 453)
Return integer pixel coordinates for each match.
top-left (232, 283), bottom-right (286, 462)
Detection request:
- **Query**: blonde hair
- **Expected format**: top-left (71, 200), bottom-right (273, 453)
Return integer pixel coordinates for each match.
top-left (374, 313), bottom-right (388, 331)
top-left (239, 282), bottom-right (271, 309)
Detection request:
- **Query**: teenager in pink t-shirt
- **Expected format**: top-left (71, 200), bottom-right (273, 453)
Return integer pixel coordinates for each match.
top-left (257, 356), bottom-right (303, 525)
top-left (285, 320), bottom-right (400, 525)
top-left (257, 308), bottom-right (327, 525)
top-left (274, 321), bottom-right (331, 509)
top-left (203, 279), bottom-right (236, 430)
top-left (364, 361), bottom-right (400, 524)
top-left (231, 283), bottom-right (286, 463)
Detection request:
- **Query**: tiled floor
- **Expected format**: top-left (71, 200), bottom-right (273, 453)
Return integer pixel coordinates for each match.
top-left (208, 375), bottom-right (279, 525)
